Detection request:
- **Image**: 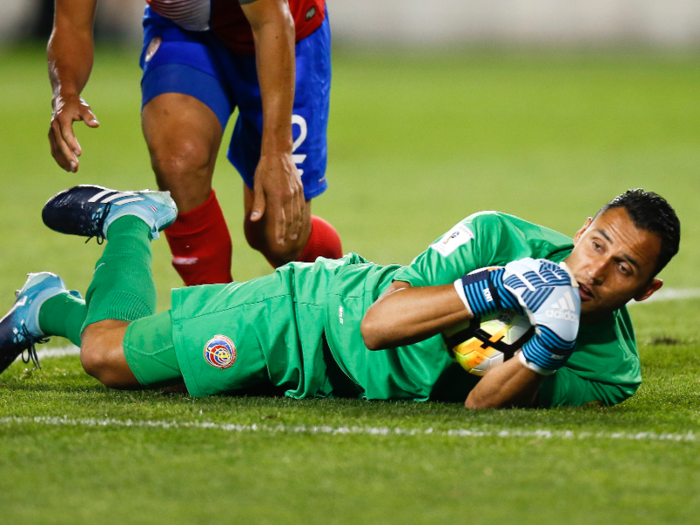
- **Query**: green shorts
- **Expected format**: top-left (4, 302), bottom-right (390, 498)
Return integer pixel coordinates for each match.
top-left (123, 256), bottom-right (372, 399)
top-left (170, 264), bottom-right (343, 399)
top-left (123, 311), bottom-right (181, 388)
top-left (122, 308), bottom-right (272, 394)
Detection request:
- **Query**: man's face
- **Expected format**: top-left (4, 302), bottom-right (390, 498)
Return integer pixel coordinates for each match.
top-left (564, 207), bottom-right (663, 322)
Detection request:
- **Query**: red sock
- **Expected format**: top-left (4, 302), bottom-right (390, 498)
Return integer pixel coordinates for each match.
top-left (164, 190), bottom-right (233, 285)
top-left (298, 215), bottom-right (343, 263)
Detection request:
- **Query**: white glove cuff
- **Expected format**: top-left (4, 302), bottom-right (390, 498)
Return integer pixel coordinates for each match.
top-left (517, 350), bottom-right (557, 376)
top-left (558, 261), bottom-right (579, 287)
top-left (453, 278), bottom-right (473, 317)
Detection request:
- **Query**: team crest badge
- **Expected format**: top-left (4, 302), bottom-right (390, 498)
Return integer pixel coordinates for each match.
top-left (145, 37), bottom-right (161, 62)
top-left (203, 335), bottom-right (236, 370)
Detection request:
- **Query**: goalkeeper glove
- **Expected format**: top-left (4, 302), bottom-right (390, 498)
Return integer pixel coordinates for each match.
top-left (454, 267), bottom-right (523, 318)
top-left (502, 258), bottom-right (581, 375)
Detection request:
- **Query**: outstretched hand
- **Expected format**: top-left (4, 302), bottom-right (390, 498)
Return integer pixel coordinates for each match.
top-left (249, 153), bottom-right (305, 247)
top-left (48, 93), bottom-right (99, 173)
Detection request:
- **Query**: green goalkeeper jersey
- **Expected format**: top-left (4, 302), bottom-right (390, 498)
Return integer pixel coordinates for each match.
top-left (170, 212), bottom-right (640, 407)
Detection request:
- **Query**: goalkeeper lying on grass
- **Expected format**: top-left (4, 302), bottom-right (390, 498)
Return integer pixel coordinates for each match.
top-left (0, 186), bottom-right (680, 408)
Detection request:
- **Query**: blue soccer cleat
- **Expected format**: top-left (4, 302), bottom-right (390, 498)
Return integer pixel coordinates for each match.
top-left (42, 185), bottom-right (178, 242)
top-left (0, 272), bottom-right (76, 374)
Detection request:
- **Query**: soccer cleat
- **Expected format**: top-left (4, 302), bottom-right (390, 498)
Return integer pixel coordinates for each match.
top-left (0, 272), bottom-right (75, 374)
top-left (42, 185), bottom-right (178, 242)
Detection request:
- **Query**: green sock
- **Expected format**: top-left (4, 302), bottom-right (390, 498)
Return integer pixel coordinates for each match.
top-left (82, 216), bottom-right (157, 331)
top-left (38, 291), bottom-right (87, 347)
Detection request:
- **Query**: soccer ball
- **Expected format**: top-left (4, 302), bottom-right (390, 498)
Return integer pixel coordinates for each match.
top-left (443, 310), bottom-right (534, 376)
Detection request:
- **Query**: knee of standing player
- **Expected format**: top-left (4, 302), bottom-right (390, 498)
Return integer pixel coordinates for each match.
top-left (149, 138), bottom-right (214, 191)
top-left (244, 218), bottom-right (308, 265)
top-left (258, 238), bottom-right (305, 265)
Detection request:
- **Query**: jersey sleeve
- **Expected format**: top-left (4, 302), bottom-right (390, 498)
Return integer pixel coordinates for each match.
top-left (391, 212), bottom-right (532, 288)
top-left (537, 367), bottom-right (639, 407)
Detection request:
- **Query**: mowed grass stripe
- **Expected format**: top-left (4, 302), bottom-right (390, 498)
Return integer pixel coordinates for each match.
top-left (2, 416), bottom-right (698, 443)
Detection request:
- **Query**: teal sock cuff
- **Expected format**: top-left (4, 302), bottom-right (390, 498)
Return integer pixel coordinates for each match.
top-left (106, 215), bottom-right (152, 241)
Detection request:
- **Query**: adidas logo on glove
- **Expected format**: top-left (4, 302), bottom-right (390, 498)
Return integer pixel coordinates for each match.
top-left (545, 291), bottom-right (579, 322)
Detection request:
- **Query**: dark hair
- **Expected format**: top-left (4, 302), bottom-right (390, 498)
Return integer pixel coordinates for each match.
top-left (597, 189), bottom-right (680, 276)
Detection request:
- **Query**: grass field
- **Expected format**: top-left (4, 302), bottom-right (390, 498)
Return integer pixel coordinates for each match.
top-left (1, 45), bottom-right (700, 524)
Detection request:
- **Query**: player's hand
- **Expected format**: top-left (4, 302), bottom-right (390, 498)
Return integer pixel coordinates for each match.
top-left (48, 93), bottom-right (99, 173)
top-left (455, 266), bottom-right (523, 318)
top-left (502, 258), bottom-right (581, 375)
top-left (249, 152), bottom-right (304, 246)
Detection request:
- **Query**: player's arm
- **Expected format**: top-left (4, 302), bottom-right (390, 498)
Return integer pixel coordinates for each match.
top-left (365, 258), bottom-right (582, 409)
top-left (362, 282), bottom-right (545, 408)
top-left (467, 353), bottom-right (634, 409)
top-left (241, 0), bottom-right (304, 247)
top-left (361, 280), bottom-right (547, 409)
top-left (362, 260), bottom-right (525, 349)
top-left (47, 0), bottom-right (100, 173)
top-left (361, 281), bottom-right (473, 350)
top-left (465, 357), bottom-right (544, 409)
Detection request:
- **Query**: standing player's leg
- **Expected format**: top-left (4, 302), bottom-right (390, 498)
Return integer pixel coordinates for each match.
top-left (142, 93), bottom-right (232, 285)
top-left (139, 11), bottom-right (236, 285)
top-left (229, 16), bottom-right (343, 267)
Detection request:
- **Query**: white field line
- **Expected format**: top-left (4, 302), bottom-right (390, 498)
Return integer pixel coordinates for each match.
top-left (0, 416), bottom-right (696, 443)
top-left (36, 346), bottom-right (80, 359)
top-left (629, 288), bottom-right (700, 305)
top-left (30, 288), bottom-right (700, 360)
